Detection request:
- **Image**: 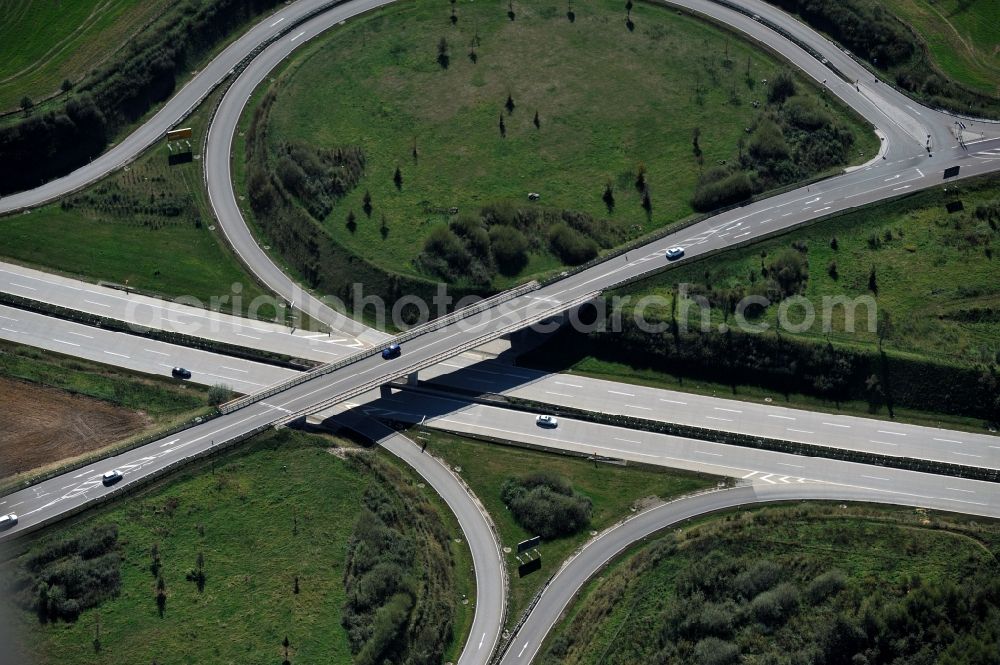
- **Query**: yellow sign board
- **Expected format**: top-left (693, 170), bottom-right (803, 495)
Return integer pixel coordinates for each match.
top-left (166, 127), bottom-right (193, 141)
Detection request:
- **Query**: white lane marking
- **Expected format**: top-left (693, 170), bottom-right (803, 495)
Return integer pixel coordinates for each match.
top-left (937, 497), bottom-right (987, 506)
top-left (877, 430), bottom-right (907, 437)
top-left (235, 332), bottom-right (261, 340)
top-left (220, 366), bottom-right (249, 373)
top-left (916, 168), bottom-right (924, 177)
top-left (0, 315), bottom-right (17, 322)
top-left (159, 438), bottom-right (180, 448)
top-left (271, 17), bottom-right (285, 26)
top-left (734, 231), bottom-right (752, 239)
top-left (768, 414), bottom-right (795, 420)
top-left (905, 104), bottom-right (922, 116)
top-left (479, 632), bottom-right (486, 650)
top-left (1, 327), bottom-right (18, 333)
top-left (805, 197), bottom-right (821, 204)
top-left (787, 428), bottom-right (814, 434)
top-left (892, 185), bottom-right (911, 191)
top-left (870, 439), bottom-right (898, 446)
top-left (73, 468), bottom-right (95, 478)
top-left (84, 299), bottom-right (111, 308)
top-left (518, 642), bottom-right (529, 657)
top-left (695, 450), bottom-right (723, 457)
top-left (952, 451), bottom-right (982, 458)
top-left (544, 391), bottom-right (573, 398)
top-left (714, 407), bottom-right (742, 413)
top-left (261, 401), bottom-right (294, 415)
top-left (626, 404), bottom-right (652, 411)
top-left (706, 416), bottom-right (732, 422)
top-left (862, 474), bottom-right (890, 481)
top-left (946, 487), bottom-right (975, 494)
top-left (608, 390), bottom-right (634, 396)
top-left (290, 31), bottom-right (305, 41)
top-left (815, 206), bottom-right (831, 212)
top-left (66, 331), bottom-right (93, 338)
top-left (758, 474), bottom-right (777, 484)
top-left (614, 437), bottom-right (642, 445)
top-left (144, 348), bottom-right (170, 356)
top-left (777, 462), bottom-right (803, 469)
top-left (9, 282), bottom-right (36, 290)
top-left (53, 339), bottom-right (80, 347)
top-left (823, 422), bottom-right (851, 428)
top-left (781, 212), bottom-right (794, 217)
top-left (9, 501), bottom-right (24, 508)
top-left (933, 437), bottom-right (962, 444)
top-left (554, 381), bottom-right (582, 388)
top-left (61, 484), bottom-right (75, 490)
top-left (759, 218), bottom-right (773, 224)
top-left (104, 351), bottom-right (129, 358)
top-left (659, 398), bottom-right (687, 405)
top-left (742, 471), bottom-right (758, 479)
top-left (884, 174), bottom-right (901, 182)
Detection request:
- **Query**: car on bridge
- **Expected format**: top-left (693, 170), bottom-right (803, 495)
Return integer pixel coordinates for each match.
top-left (382, 343), bottom-right (402, 360)
top-left (0, 513), bottom-right (17, 530)
top-left (102, 469), bottom-right (123, 486)
top-left (665, 246), bottom-right (685, 260)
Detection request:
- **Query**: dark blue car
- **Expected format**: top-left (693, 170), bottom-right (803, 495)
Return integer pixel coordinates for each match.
top-left (381, 343), bottom-right (401, 360)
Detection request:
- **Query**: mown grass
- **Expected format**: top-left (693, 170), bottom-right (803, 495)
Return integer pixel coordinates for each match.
top-left (4, 429), bottom-right (473, 665)
top-left (415, 428), bottom-right (719, 629)
top-left (881, 0), bottom-right (1000, 96)
top-left (540, 502), bottom-right (1000, 664)
top-left (0, 0), bottom-right (170, 111)
top-left (258, 0), bottom-right (877, 286)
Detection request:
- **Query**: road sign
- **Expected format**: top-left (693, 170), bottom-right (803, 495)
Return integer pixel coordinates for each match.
top-left (943, 165), bottom-right (960, 179)
top-left (167, 127), bottom-right (193, 141)
top-left (518, 556), bottom-right (541, 577)
top-left (516, 535), bottom-right (541, 553)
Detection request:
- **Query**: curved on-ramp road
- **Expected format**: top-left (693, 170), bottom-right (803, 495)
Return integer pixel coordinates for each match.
top-left (498, 482), bottom-right (1000, 664)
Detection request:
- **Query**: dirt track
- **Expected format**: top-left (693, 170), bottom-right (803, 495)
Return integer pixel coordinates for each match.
top-left (0, 377), bottom-right (150, 477)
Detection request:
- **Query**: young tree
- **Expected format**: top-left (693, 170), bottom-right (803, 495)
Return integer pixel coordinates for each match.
top-left (641, 188), bottom-right (652, 213)
top-left (635, 163), bottom-right (647, 191)
top-left (393, 166), bottom-right (403, 190)
top-left (156, 575), bottom-right (167, 617)
top-left (868, 264), bottom-right (878, 294)
top-left (437, 37), bottom-right (450, 68)
top-left (498, 113), bottom-right (506, 138)
top-left (346, 210), bottom-right (357, 233)
top-left (61, 79), bottom-right (73, 93)
top-left (19, 96), bottom-right (33, 116)
top-left (692, 127), bottom-right (702, 157)
top-left (602, 182), bottom-right (615, 212)
top-left (505, 94), bottom-right (515, 114)
top-left (362, 190), bottom-right (372, 217)
top-left (533, 110), bottom-right (540, 129)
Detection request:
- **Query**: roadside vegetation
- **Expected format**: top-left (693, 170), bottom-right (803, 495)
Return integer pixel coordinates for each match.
top-left (417, 428), bottom-right (718, 626)
top-left (522, 177), bottom-right (1000, 429)
top-left (0, 340), bottom-right (211, 484)
top-left (0, 0), bottom-right (286, 195)
top-left (0, 99), bottom-right (275, 319)
top-left (767, 0), bottom-right (1000, 118)
top-left (241, 0), bottom-right (876, 310)
top-left (0, 0), bottom-right (171, 112)
top-left (2, 429), bottom-right (470, 665)
top-left (541, 502), bottom-right (1000, 665)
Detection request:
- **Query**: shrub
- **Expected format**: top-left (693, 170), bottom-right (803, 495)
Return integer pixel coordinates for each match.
top-left (783, 95), bottom-right (832, 130)
top-left (807, 569), bottom-right (848, 603)
top-left (693, 637), bottom-right (740, 665)
top-left (767, 248), bottom-right (809, 297)
top-left (749, 119), bottom-right (790, 161)
top-left (691, 170), bottom-right (753, 212)
top-left (490, 225), bottom-right (530, 275)
top-left (549, 222), bottom-right (599, 265)
top-left (768, 71), bottom-right (796, 104)
top-left (208, 384), bottom-right (233, 406)
top-left (733, 560), bottom-right (782, 600)
top-left (751, 582), bottom-right (800, 626)
top-left (500, 472), bottom-right (592, 539)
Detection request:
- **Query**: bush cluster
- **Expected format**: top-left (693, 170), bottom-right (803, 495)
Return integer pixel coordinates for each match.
top-left (500, 471), bottom-right (592, 539)
top-left (273, 142), bottom-right (366, 220)
top-left (341, 458), bottom-right (455, 665)
top-left (6, 524), bottom-right (122, 622)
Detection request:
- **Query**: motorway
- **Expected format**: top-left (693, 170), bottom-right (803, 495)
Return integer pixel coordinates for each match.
top-left (4, 305), bottom-right (996, 469)
top-left (2, 0), bottom-right (1000, 662)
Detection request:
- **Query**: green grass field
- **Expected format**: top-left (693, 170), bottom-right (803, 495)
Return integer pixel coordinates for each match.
top-left (255, 0), bottom-right (877, 287)
top-left (4, 429), bottom-right (472, 665)
top-left (0, 105), bottom-right (276, 319)
top-left (540, 502), bottom-right (1000, 664)
top-left (0, 0), bottom-right (170, 111)
top-left (417, 428), bottom-right (718, 627)
top-left (882, 0), bottom-right (1000, 96)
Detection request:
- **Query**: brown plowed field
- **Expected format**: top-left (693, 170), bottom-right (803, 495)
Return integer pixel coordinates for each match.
top-left (0, 377), bottom-right (150, 477)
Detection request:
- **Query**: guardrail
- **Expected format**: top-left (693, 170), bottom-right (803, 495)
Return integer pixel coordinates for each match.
top-left (272, 291), bottom-right (601, 426)
top-left (218, 280), bottom-right (541, 413)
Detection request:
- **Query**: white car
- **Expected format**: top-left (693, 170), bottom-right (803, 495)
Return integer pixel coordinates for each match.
top-left (536, 415), bottom-right (558, 428)
top-left (102, 469), bottom-right (123, 485)
top-left (0, 513), bottom-right (17, 530)
top-left (665, 246), bottom-right (685, 260)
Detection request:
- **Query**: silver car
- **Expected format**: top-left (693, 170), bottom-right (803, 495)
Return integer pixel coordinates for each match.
top-left (665, 247), bottom-right (685, 260)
